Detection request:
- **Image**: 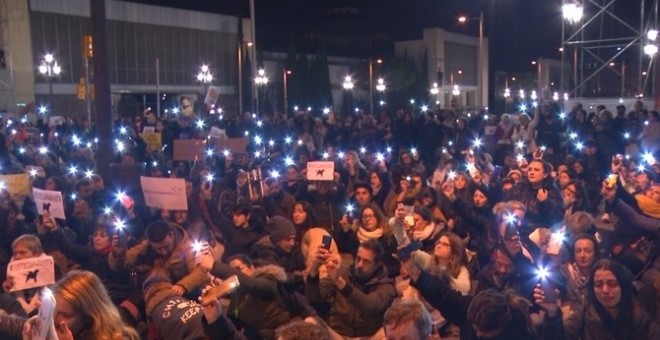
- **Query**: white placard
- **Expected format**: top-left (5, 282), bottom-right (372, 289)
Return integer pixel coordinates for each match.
top-left (140, 176), bottom-right (188, 211)
top-left (6, 255), bottom-right (56, 292)
top-left (143, 126), bottom-right (156, 133)
top-left (306, 161), bottom-right (335, 181)
top-left (209, 127), bottom-right (227, 139)
top-left (204, 86), bottom-right (222, 106)
top-left (484, 126), bottom-right (497, 136)
top-left (33, 188), bottom-right (65, 220)
top-left (48, 116), bottom-right (64, 127)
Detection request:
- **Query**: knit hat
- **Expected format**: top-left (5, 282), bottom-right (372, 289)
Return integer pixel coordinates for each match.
top-left (507, 169), bottom-right (523, 179)
top-left (565, 211), bottom-right (594, 235)
top-left (268, 216), bottom-right (296, 243)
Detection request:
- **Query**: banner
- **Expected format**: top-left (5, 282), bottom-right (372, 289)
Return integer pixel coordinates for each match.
top-left (140, 176), bottom-right (188, 211)
top-left (173, 139), bottom-right (207, 161)
top-left (306, 161), bottom-right (335, 181)
top-left (140, 132), bottom-right (162, 153)
top-left (32, 188), bottom-right (65, 219)
top-left (215, 138), bottom-right (248, 154)
top-left (6, 255), bottom-right (56, 291)
top-left (204, 86), bottom-right (221, 106)
top-left (0, 174), bottom-right (30, 196)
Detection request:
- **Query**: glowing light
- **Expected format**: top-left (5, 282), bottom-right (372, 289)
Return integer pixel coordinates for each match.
top-left (67, 165), bottom-right (78, 175)
top-left (410, 147), bottom-right (417, 155)
top-left (360, 147), bottom-right (367, 154)
top-left (642, 152), bottom-right (656, 165)
top-left (270, 170), bottom-right (280, 179)
top-left (38, 106), bottom-right (48, 114)
top-left (648, 29), bottom-right (659, 41)
top-left (516, 140), bottom-right (525, 149)
top-left (562, 3), bottom-right (584, 24)
top-left (152, 161), bottom-right (158, 167)
top-left (376, 153), bottom-right (384, 162)
top-left (532, 101), bottom-right (538, 108)
top-left (297, 139), bottom-right (303, 146)
top-left (115, 219), bottom-right (126, 231)
top-left (624, 132), bottom-right (630, 139)
top-left (307, 106), bottom-right (312, 112)
top-left (472, 138), bottom-right (483, 148)
top-left (386, 146), bottom-right (392, 153)
top-left (72, 135), bottom-right (81, 146)
top-left (345, 203), bottom-right (355, 214)
top-left (569, 132), bottom-right (578, 140)
top-left (244, 130), bottom-right (249, 136)
top-left (284, 156), bottom-right (294, 166)
top-left (84, 169), bottom-right (94, 178)
top-left (519, 89), bottom-right (525, 98)
top-left (504, 212), bottom-right (517, 225)
top-left (254, 135), bottom-right (263, 145)
top-left (268, 139), bottom-right (275, 146)
top-left (254, 150), bottom-right (261, 158)
top-left (206, 149), bottom-right (214, 157)
top-left (284, 136), bottom-right (292, 144)
top-left (516, 154), bottom-right (525, 162)
top-left (116, 141), bottom-right (125, 152)
top-left (103, 206), bottom-right (112, 215)
top-left (256, 120), bottom-right (263, 127)
top-left (70, 193), bottom-right (78, 200)
top-left (322, 152), bottom-right (329, 159)
top-left (205, 174), bottom-right (214, 182)
top-left (552, 92), bottom-right (559, 101)
top-left (519, 104), bottom-right (527, 112)
top-left (575, 141), bottom-right (584, 151)
top-left (119, 126), bottom-right (127, 135)
top-left (195, 119), bottom-right (205, 129)
top-left (116, 191), bottom-right (127, 202)
top-left (559, 112), bottom-right (567, 120)
top-left (18, 147), bottom-right (25, 154)
top-left (337, 151), bottom-right (345, 158)
top-left (421, 105), bottom-right (428, 112)
top-left (323, 107), bottom-right (330, 114)
top-left (537, 266), bottom-right (550, 280)
top-left (38, 146), bottom-right (48, 154)
top-left (222, 149), bottom-right (230, 157)
top-left (644, 44), bottom-right (658, 57)
top-left (448, 171), bottom-right (457, 180)
top-left (28, 168), bottom-right (38, 177)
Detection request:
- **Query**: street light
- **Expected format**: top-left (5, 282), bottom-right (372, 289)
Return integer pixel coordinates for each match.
top-left (197, 64), bottom-right (213, 100)
top-left (38, 53), bottom-right (62, 106)
top-left (254, 68), bottom-right (268, 114)
top-left (342, 75), bottom-right (354, 90)
top-left (562, 2), bottom-right (584, 24)
top-left (458, 12), bottom-right (484, 109)
top-left (368, 58), bottom-right (383, 115)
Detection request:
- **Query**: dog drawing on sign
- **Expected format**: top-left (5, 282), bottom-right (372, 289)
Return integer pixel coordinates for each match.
top-left (316, 169), bottom-right (325, 177)
top-left (25, 270), bottom-right (39, 283)
top-left (42, 203), bottom-right (51, 214)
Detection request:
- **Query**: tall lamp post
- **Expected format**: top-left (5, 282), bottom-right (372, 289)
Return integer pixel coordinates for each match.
top-left (458, 12), bottom-right (484, 109)
top-left (197, 64), bottom-right (213, 103)
top-left (283, 69), bottom-right (292, 114)
top-left (255, 68), bottom-right (269, 114)
top-left (368, 58), bottom-right (382, 115)
top-left (38, 53), bottom-right (62, 107)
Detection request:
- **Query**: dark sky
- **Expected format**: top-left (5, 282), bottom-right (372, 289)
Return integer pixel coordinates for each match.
top-left (125, 0), bottom-right (644, 73)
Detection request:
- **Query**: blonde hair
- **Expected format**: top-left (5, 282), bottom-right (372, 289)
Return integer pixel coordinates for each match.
top-left (12, 234), bottom-right (43, 256)
top-left (54, 271), bottom-right (139, 340)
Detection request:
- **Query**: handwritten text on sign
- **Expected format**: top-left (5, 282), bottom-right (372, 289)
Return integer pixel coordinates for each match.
top-left (306, 161), bottom-right (335, 181)
top-left (7, 255), bottom-right (56, 291)
top-left (33, 188), bottom-right (66, 220)
top-left (140, 176), bottom-right (188, 211)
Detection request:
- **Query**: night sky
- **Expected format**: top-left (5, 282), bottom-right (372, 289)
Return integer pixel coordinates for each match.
top-left (125, 0), bottom-right (644, 73)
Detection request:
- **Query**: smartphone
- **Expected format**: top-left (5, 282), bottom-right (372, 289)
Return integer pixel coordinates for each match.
top-left (35, 288), bottom-right (56, 340)
top-left (398, 240), bottom-right (423, 261)
top-left (201, 275), bottom-right (240, 305)
top-left (541, 277), bottom-right (557, 303)
top-left (321, 235), bottom-right (332, 250)
top-left (605, 174), bottom-right (618, 189)
top-left (403, 205), bottom-right (415, 226)
top-left (492, 165), bottom-right (503, 180)
top-left (546, 229), bottom-right (565, 256)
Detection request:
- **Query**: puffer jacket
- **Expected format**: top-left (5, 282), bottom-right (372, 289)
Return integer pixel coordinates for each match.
top-left (109, 223), bottom-right (207, 294)
top-left (305, 265), bottom-right (396, 338)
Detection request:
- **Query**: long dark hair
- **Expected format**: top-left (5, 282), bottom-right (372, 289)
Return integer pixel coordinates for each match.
top-left (587, 259), bottom-right (634, 337)
top-left (292, 201), bottom-right (317, 229)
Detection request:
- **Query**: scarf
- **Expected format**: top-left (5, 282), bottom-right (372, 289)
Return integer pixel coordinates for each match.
top-left (413, 223), bottom-right (435, 241)
top-left (357, 227), bottom-right (383, 243)
top-left (569, 262), bottom-right (589, 289)
top-left (635, 194), bottom-right (660, 219)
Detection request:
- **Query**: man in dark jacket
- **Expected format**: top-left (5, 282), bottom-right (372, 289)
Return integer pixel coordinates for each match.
top-left (251, 216), bottom-right (305, 282)
top-left (305, 239), bottom-right (396, 338)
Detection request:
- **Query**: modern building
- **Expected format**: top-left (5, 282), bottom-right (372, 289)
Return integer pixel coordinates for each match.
top-left (395, 27), bottom-right (489, 110)
top-left (0, 0), bottom-right (246, 118)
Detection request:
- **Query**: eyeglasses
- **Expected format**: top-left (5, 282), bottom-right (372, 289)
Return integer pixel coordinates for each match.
top-left (362, 214), bottom-right (376, 220)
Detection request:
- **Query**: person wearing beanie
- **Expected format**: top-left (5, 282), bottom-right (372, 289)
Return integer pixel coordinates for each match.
top-left (250, 216), bottom-right (305, 279)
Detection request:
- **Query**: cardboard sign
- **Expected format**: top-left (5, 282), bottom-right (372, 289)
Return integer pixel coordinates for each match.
top-left (0, 174), bottom-right (30, 195)
top-left (484, 126), bottom-right (497, 136)
top-left (35, 287), bottom-right (56, 340)
top-left (32, 188), bottom-right (66, 220)
top-left (48, 116), bottom-right (64, 127)
top-left (306, 161), bottom-right (335, 181)
top-left (25, 165), bottom-right (46, 178)
top-left (215, 138), bottom-right (248, 154)
top-left (173, 139), bottom-right (207, 161)
top-left (204, 86), bottom-right (221, 106)
top-left (209, 127), bottom-right (227, 139)
top-left (140, 176), bottom-right (188, 211)
top-left (6, 255), bottom-right (56, 291)
top-left (140, 132), bottom-right (162, 153)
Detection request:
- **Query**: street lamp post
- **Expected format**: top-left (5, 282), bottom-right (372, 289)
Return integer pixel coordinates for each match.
top-left (283, 69), bottom-right (291, 114)
top-left (368, 58), bottom-right (382, 115)
top-left (458, 12), bottom-right (484, 109)
top-left (38, 53), bottom-right (62, 107)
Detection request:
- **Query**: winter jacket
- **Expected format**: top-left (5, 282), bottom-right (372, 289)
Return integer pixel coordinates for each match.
top-left (211, 262), bottom-right (313, 339)
top-left (221, 224), bottom-right (263, 259)
top-left (411, 270), bottom-right (565, 340)
top-left (0, 314), bottom-right (25, 340)
top-left (305, 265), bottom-right (396, 338)
top-left (109, 223), bottom-right (207, 294)
top-left (250, 236), bottom-right (305, 277)
top-left (563, 302), bottom-right (658, 340)
top-left (333, 228), bottom-right (400, 277)
top-left (504, 179), bottom-right (564, 230)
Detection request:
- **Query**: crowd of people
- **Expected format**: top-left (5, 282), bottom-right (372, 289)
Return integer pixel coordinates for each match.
top-left (0, 95), bottom-right (656, 340)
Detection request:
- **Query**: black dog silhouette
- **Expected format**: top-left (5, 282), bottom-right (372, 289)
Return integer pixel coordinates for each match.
top-left (316, 169), bottom-right (325, 177)
top-left (42, 203), bottom-right (51, 214)
top-left (25, 270), bottom-right (39, 283)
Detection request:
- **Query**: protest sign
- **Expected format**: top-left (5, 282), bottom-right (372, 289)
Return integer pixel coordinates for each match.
top-left (209, 127), bottom-right (227, 139)
top-left (204, 86), bottom-right (221, 106)
top-left (173, 139), bottom-right (207, 161)
top-left (306, 161), bottom-right (335, 181)
top-left (140, 176), bottom-right (188, 211)
top-left (48, 116), bottom-right (64, 127)
top-left (215, 138), bottom-right (248, 154)
top-left (0, 174), bottom-right (30, 195)
top-left (6, 255), bottom-right (56, 291)
top-left (143, 126), bottom-right (156, 133)
top-left (32, 188), bottom-right (65, 220)
top-left (140, 132), bottom-right (162, 153)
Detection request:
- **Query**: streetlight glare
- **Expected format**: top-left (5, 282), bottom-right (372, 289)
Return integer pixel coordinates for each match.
top-left (458, 16), bottom-right (467, 23)
top-left (644, 44), bottom-right (658, 57)
top-left (562, 3), bottom-right (584, 24)
top-left (44, 53), bottom-right (54, 63)
top-left (648, 29), bottom-right (659, 41)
